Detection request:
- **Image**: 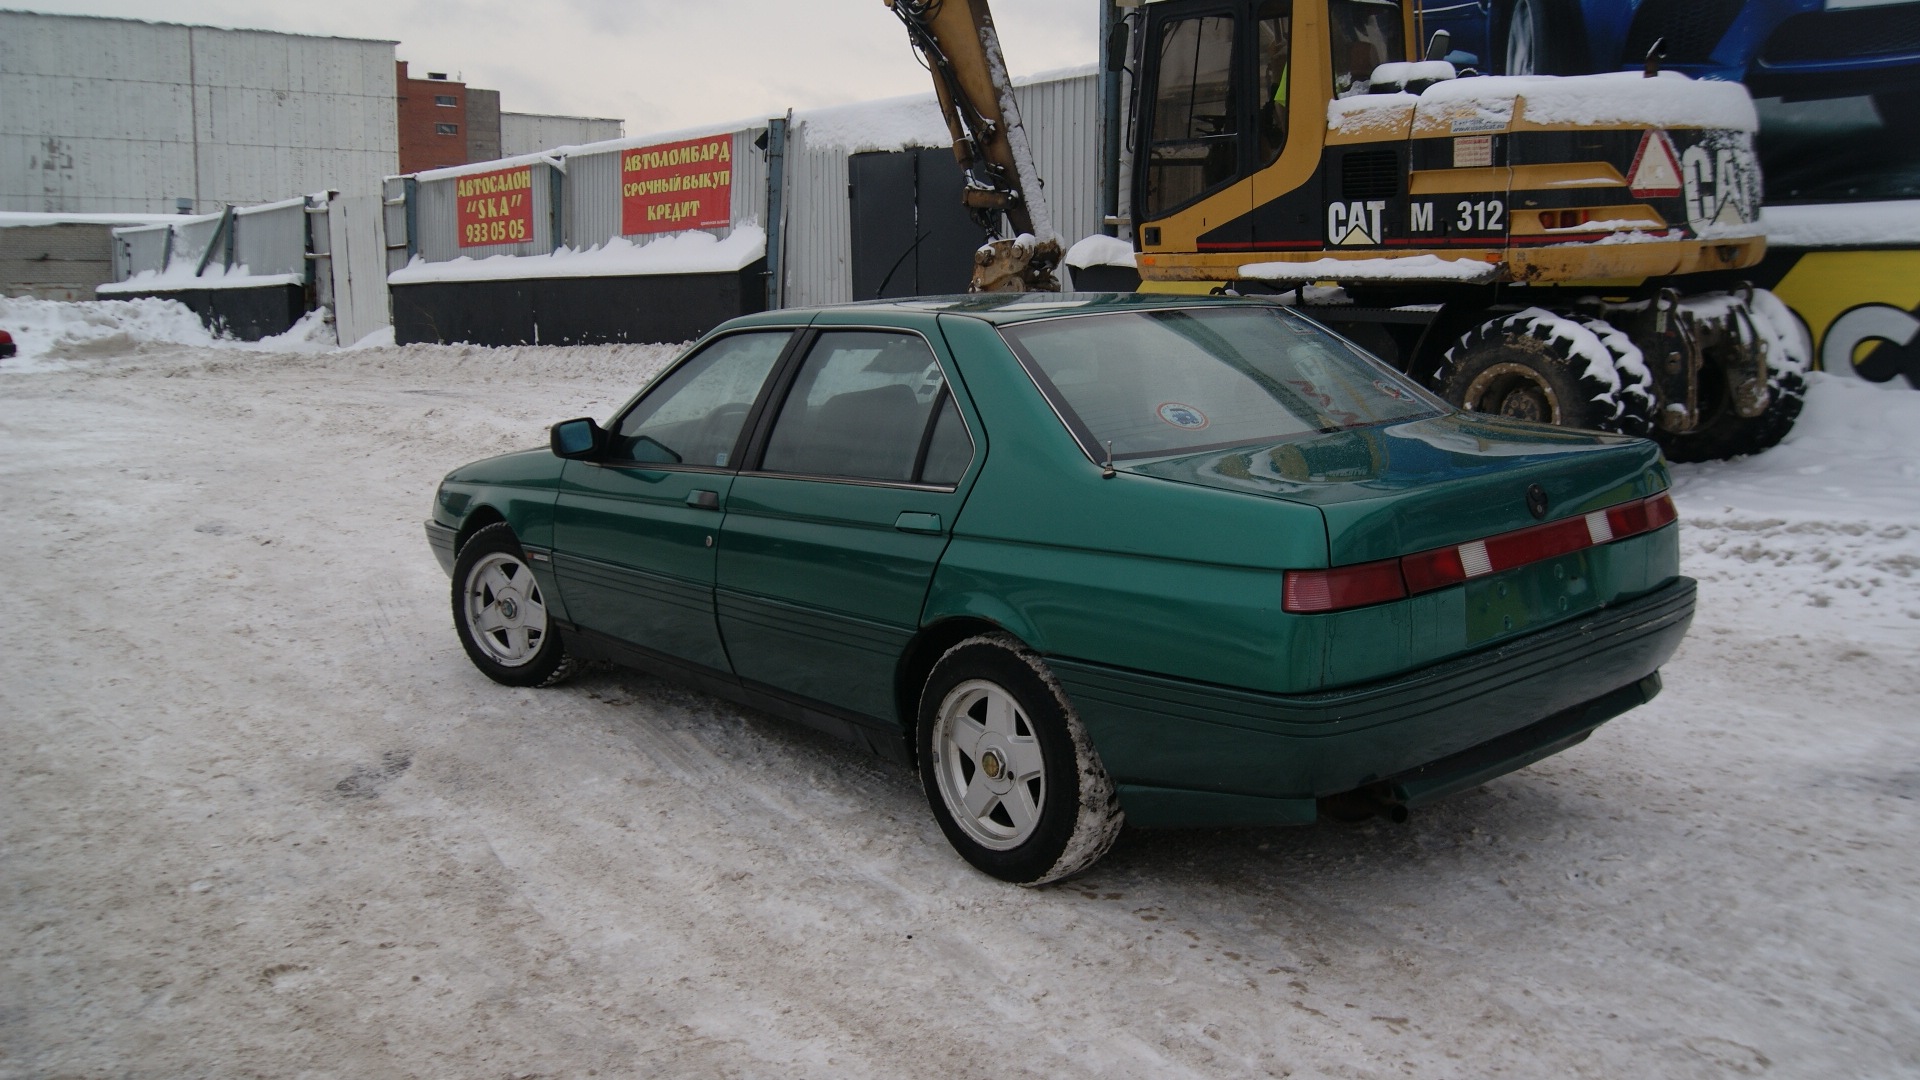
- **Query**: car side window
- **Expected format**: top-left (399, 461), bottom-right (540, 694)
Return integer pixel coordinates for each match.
top-left (919, 392), bottom-right (974, 486)
top-left (609, 332), bottom-right (788, 467)
top-left (760, 331), bottom-right (958, 484)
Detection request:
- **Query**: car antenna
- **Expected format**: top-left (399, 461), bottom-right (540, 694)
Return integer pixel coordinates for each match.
top-left (1102, 440), bottom-right (1116, 479)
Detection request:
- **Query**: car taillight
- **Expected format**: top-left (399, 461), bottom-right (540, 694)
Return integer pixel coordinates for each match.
top-left (1282, 558), bottom-right (1406, 613)
top-left (1284, 491), bottom-right (1678, 614)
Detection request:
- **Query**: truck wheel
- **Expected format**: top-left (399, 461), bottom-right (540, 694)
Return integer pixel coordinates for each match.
top-left (1436, 309), bottom-right (1637, 434)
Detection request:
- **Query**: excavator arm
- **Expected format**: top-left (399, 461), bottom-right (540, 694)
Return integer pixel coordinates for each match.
top-left (885, 0), bottom-right (1063, 292)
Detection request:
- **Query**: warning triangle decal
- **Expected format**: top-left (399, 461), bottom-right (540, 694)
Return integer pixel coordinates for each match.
top-left (1629, 131), bottom-right (1682, 198)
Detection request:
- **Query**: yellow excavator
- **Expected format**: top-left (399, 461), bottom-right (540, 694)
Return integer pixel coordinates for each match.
top-left (889, 0), bottom-right (1803, 461)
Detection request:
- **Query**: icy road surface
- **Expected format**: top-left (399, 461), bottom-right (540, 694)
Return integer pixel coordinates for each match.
top-left (2, 309), bottom-right (1916, 1078)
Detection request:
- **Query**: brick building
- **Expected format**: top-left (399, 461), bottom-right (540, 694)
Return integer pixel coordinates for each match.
top-left (395, 61), bottom-right (502, 174)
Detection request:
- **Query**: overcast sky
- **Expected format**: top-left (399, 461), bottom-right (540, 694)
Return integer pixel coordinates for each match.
top-left (20, 1), bottom-right (1102, 133)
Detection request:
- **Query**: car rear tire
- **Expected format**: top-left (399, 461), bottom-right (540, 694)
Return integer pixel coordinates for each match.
top-left (1437, 311), bottom-right (1636, 433)
top-left (917, 634), bottom-right (1123, 886)
top-left (452, 522), bottom-right (577, 687)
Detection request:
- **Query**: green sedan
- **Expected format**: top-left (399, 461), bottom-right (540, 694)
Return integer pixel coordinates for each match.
top-left (426, 293), bottom-right (1693, 885)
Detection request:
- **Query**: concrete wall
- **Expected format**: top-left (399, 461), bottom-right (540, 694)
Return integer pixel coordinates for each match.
top-left (466, 89), bottom-right (502, 164)
top-left (0, 11), bottom-right (397, 214)
top-left (501, 113), bottom-right (625, 158)
top-left (0, 222), bottom-right (117, 299)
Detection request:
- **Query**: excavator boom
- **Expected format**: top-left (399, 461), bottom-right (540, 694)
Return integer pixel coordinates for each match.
top-left (885, 0), bottom-right (1063, 292)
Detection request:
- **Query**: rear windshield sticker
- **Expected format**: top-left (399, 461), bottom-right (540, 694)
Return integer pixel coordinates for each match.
top-left (1156, 402), bottom-right (1210, 430)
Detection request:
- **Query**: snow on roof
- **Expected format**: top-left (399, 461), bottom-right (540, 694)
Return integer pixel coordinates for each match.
top-left (1239, 254), bottom-right (1501, 284)
top-left (387, 226), bottom-right (767, 285)
top-left (793, 91), bottom-right (954, 154)
top-left (1761, 201), bottom-right (1920, 249)
top-left (415, 151), bottom-right (568, 184)
top-left (1421, 71), bottom-right (1759, 132)
top-left (96, 264), bottom-right (304, 294)
top-left (0, 211), bottom-right (194, 230)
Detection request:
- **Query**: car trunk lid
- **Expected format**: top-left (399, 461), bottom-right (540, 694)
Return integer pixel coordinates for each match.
top-left (1122, 412), bottom-right (1666, 565)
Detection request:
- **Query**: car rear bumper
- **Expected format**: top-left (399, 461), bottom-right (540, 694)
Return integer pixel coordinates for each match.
top-left (1051, 576), bottom-right (1696, 826)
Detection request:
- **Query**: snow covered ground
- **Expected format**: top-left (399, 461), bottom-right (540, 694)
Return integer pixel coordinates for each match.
top-left (2, 300), bottom-right (1915, 1078)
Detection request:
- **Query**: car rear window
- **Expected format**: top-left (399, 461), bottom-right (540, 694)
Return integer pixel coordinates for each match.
top-left (999, 306), bottom-right (1441, 461)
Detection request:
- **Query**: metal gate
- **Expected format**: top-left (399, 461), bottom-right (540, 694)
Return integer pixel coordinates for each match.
top-left (847, 148), bottom-right (980, 300)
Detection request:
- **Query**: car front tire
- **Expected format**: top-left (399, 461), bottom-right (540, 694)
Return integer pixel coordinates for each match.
top-left (917, 634), bottom-right (1124, 885)
top-left (451, 522), bottom-right (577, 687)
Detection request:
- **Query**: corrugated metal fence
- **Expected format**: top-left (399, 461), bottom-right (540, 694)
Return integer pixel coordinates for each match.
top-left (392, 71), bottom-right (1104, 310)
top-left (113, 196), bottom-right (312, 279)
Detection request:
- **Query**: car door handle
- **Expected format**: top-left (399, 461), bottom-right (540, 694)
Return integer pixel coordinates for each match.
top-left (894, 511), bottom-right (943, 534)
top-left (686, 489), bottom-right (721, 510)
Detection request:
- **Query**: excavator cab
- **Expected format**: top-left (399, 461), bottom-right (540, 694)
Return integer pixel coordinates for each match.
top-left (1133, 0), bottom-right (1421, 267)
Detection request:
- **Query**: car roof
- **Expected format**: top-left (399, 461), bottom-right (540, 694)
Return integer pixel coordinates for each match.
top-left (746, 292), bottom-right (1279, 328)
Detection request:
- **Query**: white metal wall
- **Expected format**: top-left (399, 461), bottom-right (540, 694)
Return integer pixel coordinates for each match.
top-left (412, 161), bottom-right (559, 263)
top-left (0, 11), bottom-right (397, 214)
top-left (563, 129), bottom-right (769, 251)
top-left (111, 197), bottom-right (309, 277)
top-left (501, 113), bottom-right (624, 158)
top-left (234, 198), bottom-right (311, 276)
top-left (780, 71), bottom-right (1102, 308)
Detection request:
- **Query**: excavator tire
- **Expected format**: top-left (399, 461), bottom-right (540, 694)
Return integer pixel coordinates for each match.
top-left (1656, 292), bottom-right (1808, 462)
top-left (1654, 367), bottom-right (1806, 463)
top-left (1435, 310), bottom-right (1643, 435)
top-left (1573, 315), bottom-right (1658, 438)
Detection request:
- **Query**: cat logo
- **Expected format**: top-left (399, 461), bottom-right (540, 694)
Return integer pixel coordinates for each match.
top-left (1327, 200), bottom-right (1387, 246)
top-left (1681, 142), bottom-right (1758, 234)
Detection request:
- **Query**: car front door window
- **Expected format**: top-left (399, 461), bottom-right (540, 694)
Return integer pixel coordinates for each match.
top-left (612, 332), bottom-right (789, 468)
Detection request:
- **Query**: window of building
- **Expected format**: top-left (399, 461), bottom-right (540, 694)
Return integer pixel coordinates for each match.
top-left (435, 94), bottom-right (458, 107)
top-left (435, 123), bottom-right (460, 136)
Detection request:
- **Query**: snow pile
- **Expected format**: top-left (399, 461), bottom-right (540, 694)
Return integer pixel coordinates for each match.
top-left (1672, 372), bottom-right (1920, 641)
top-left (1240, 253), bottom-right (1501, 283)
top-left (0, 295), bottom-right (218, 370)
top-left (389, 226), bottom-right (768, 284)
top-left (1065, 234), bottom-right (1136, 269)
top-left (1761, 200), bottom-right (1920, 249)
top-left (0, 297), bottom-right (334, 371)
top-left (97, 262), bottom-right (305, 295)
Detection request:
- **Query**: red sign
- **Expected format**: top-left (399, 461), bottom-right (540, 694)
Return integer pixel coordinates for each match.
top-left (456, 166), bottom-right (535, 248)
top-left (621, 135), bottom-right (733, 235)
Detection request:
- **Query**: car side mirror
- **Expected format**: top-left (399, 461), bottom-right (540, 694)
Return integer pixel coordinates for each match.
top-left (1425, 29), bottom-right (1451, 62)
top-left (550, 417), bottom-right (605, 460)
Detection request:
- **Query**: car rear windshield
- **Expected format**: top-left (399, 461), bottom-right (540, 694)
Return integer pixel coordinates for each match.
top-left (999, 306), bottom-right (1441, 462)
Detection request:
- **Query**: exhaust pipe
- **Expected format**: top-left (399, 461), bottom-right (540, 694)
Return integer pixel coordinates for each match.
top-left (1318, 784), bottom-right (1410, 825)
